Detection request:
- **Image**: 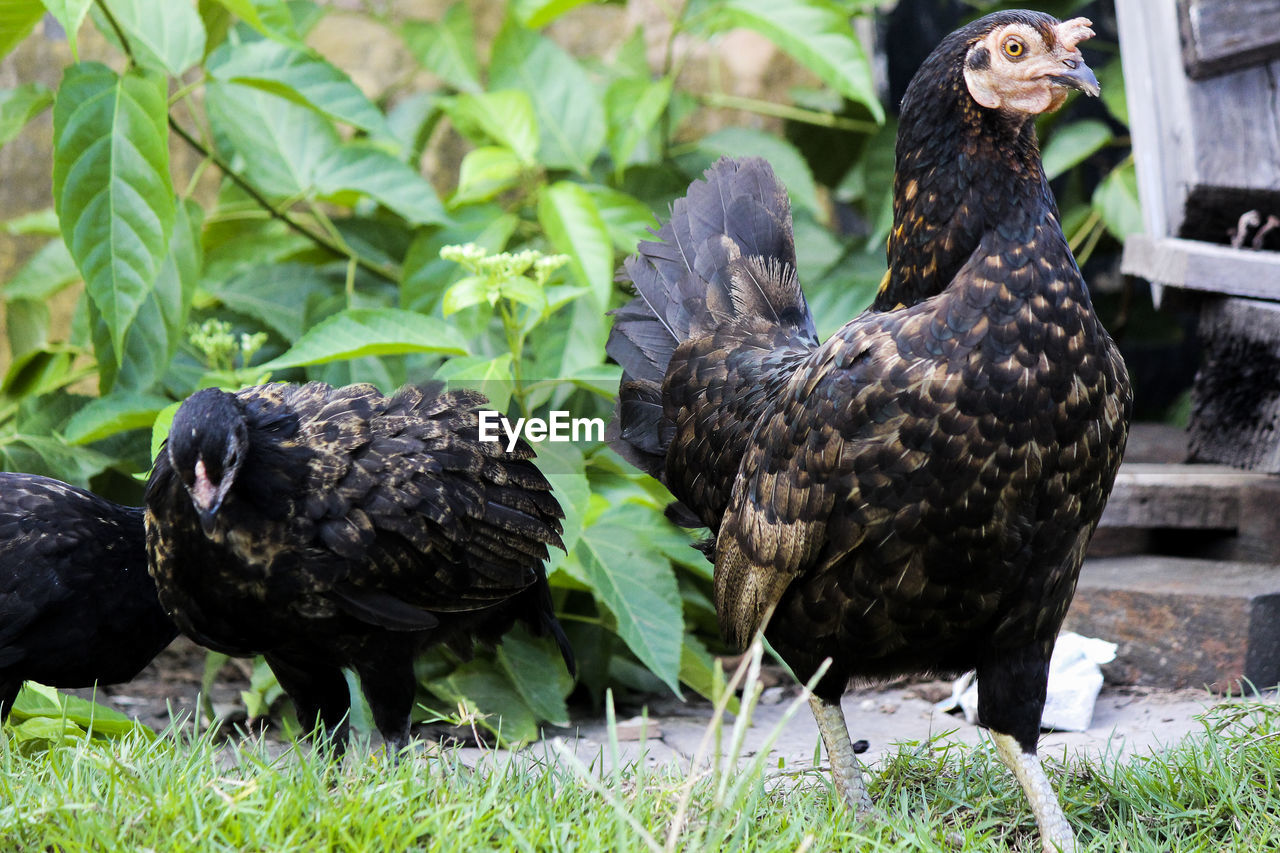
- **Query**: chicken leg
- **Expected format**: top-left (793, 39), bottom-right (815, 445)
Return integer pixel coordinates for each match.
top-left (992, 732), bottom-right (1077, 853)
top-left (809, 694), bottom-right (872, 813)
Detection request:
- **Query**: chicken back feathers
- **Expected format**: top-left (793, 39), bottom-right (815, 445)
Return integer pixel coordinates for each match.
top-left (608, 29), bottom-right (1130, 727)
top-left (0, 473), bottom-right (176, 716)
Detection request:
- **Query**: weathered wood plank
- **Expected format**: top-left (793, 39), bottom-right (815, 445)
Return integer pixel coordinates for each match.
top-left (1118, 0), bottom-right (1280, 254)
top-left (1099, 462), bottom-right (1274, 529)
top-left (1122, 422), bottom-right (1188, 464)
top-left (1179, 0), bottom-right (1280, 79)
top-left (1117, 0), bottom-right (1193, 241)
top-left (1120, 235), bottom-right (1280, 299)
top-left (1190, 297), bottom-right (1280, 472)
top-left (1185, 61), bottom-right (1280, 191)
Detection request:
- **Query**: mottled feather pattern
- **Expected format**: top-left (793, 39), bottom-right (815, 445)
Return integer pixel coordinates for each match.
top-left (146, 380), bottom-right (571, 747)
top-left (877, 15), bottom-right (1057, 312)
top-left (0, 473), bottom-right (175, 715)
top-left (611, 13), bottom-right (1127, 845)
top-left (611, 146), bottom-right (1129, 718)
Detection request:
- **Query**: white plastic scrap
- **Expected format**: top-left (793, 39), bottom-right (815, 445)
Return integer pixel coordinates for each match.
top-left (935, 632), bottom-right (1118, 732)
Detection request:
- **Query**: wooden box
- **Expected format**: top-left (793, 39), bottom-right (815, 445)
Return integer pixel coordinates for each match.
top-left (1116, 0), bottom-right (1280, 471)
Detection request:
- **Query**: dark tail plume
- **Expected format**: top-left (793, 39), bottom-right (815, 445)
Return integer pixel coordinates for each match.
top-left (607, 157), bottom-right (816, 481)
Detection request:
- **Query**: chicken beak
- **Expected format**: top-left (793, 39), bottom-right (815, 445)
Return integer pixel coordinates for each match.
top-left (192, 458), bottom-right (222, 536)
top-left (1052, 57), bottom-right (1100, 98)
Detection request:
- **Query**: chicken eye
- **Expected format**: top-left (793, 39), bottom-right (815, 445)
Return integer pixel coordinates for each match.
top-left (1003, 37), bottom-right (1025, 59)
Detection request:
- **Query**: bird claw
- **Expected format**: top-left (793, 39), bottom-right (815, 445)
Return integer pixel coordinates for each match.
top-left (1253, 215), bottom-right (1280, 250)
top-left (1055, 17), bottom-right (1095, 51)
top-left (1231, 210), bottom-right (1262, 249)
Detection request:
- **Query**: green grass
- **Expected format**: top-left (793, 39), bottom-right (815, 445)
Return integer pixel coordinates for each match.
top-left (1, 684), bottom-right (1278, 851)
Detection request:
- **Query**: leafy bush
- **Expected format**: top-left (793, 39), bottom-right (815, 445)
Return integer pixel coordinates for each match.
top-left (0, 0), bottom-right (1133, 742)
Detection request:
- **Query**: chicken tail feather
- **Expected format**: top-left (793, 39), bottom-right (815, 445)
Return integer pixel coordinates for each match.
top-left (607, 157), bottom-right (816, 481)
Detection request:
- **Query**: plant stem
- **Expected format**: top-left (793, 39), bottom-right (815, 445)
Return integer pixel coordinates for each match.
top-left (95, 0), bottom-right (399, 286)
top-left (165, 118), bottom-right (399, 284)
top-left (498, 298), bottom-right (528, 415)
top-left (1069, 209), bottom-right (1102, 253)
top-left (697, 92), bottom-right (880, 134)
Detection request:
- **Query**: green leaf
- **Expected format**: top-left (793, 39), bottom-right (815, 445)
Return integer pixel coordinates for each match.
top-left (1, 434), bottom-right (116, 487)
top-left (400, 5), bottom-right (480, 93)
top-left (1, 346), bottom-right (76, 399)
top-left (490, 23), bottom-right (605, 175)
top-left (434, 353), bottom-right (514, 412)
top-left (533, 440), bottom-right (587, 565)
top-left (209, 0), bottom-right (265, 31)
top-left (452, 146), bottom-right (523, 206)
top-left (578, 184), bottom-right (655, 253)
top-left (313, 143), bottom-right (447, 225)
top-left (689, 127), bottom-right (821, 216)
top-left (6, 299), bottom-right (48, 362)
top-left (441, 274), bottom-right (489, 316)
top-left (0, 207), bottom-right (59, 235)
top-left (444, 90), bottom-right (538, 166)
top-left (101, 0), bottom-right (206, 75)
top-left (52, 63), bottom-right (175, 363)
top-left (8, 716), bottom-right (86, 753)
top-left (207, 37), bottom-right (388, 135)
top-left (211, 262), bottom-right (332, 342)
top-left (383, 91), bottom-right (441, 163)
top-left (557, 298), bottom-right (608, 382)
top-left (570, 502), bottom-right (684, 695)
top-left (512, 0), bottom-right (592, 28)
top-left (64, 391), bottom-right (172, 444)
top-left (9, 682), bottom-right (152, 739)
top-left (1097, 56), bottom-right (1127, 126)
top-left (498, 275), bottom-right (545, 312)
top-left (425, 658), bottom-right (539, 744)
top-left (1092, 160), bottom-right (1142, 240)
top-left (401, 205), bottom-right (518, 314)
top-left (710, 0), bottom-right (884, 123)
top-left (149, 399), bottom-right (180, 460)
top-left (1042, 119), bottom-right (1113, 181)
top-left (205, 78), bottom-right (340, 198)
top-left (4, 236), bottom-right (78, 301)
top-left (604, 76), bottom-right (671, 169)
top-left (679, 633), bottom-right (727, 704)
top-left (207, 0), bottom-right (301, 45)
top-left (0, 0), bottom-right (44, 60)
top-left (94, 197), bottom-right (201, 393)
top-left (0, 82), bottom-right (51, 148)
top-left (496, 625), bottom-right (572, 726)
top-left (258, 308), bottom-right (469, 370)
top-left (836, 116), bottom-right (896, 247)
top-left (537, 181), bottom-right (613, 306)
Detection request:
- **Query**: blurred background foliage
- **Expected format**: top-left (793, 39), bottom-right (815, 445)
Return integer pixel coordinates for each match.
top-left (0, 0), bottom-right (1155, 742)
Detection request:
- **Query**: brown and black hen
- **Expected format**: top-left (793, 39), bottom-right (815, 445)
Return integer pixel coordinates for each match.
top-left (608, 12), bottom-right (1129, 852)
top-left (146, 381), bottom-right (572, 751)
top-left (0, 473), bottom-right (176, 718)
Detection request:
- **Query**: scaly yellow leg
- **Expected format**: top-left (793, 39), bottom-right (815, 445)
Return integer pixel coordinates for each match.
top-left (991, 731), bottom-right (1077, 853)
top-left (808, 694), bottom-right (871, 813)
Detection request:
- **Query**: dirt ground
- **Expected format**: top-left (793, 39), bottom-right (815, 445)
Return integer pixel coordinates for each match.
top-left (65, 636), bottom-right (1277, 773)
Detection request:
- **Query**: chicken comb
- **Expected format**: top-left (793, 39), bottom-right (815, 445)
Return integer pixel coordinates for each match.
top-left (1055, 17), bottom-right (1094, 51)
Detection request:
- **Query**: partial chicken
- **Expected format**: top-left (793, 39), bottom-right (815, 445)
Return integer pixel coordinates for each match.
top-left (608, 12), bottom-right (1129, 852)
top-left (146, 381), bottom-right (572, 751)
top-left (0, 473), bottom-right (176, 718)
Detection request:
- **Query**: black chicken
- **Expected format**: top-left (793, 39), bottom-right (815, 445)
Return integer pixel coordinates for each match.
top-left (608, 12), bottom-right (1129, 852)
top-left (145, 381), bottom-right (572, 751)
top-left (0, 473), bottom-right (176, 718)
